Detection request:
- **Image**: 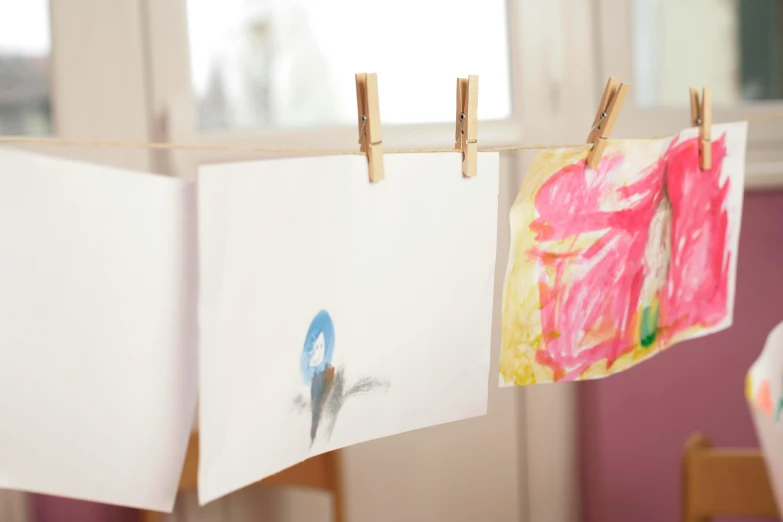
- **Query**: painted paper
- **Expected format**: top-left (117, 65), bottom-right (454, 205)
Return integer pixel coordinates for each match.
top-left (0, 149), bottom-right (197, 511)
top-left (197, 152), bottom-right (498, 504)
top-left (747, 322), bottom-right (783, 427)
top-left (500, 122), bottom-right (747, 385)
top-left (747, 322), bottom-right (783, 509)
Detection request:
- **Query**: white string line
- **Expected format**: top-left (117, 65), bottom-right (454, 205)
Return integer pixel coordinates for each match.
top-left (0, 111), bottom-right (780, 155)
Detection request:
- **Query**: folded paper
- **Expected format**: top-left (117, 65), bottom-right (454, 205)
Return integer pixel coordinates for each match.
top-left (0, 149), bottom-right (197, 511)
top-left (500, 122), bottom-right (747, 385)
top-left (747, 322), bottom-right (783, 510)
top-left (197, 152), bottom-right (499, 504)
top-left (747, 322), bottom-right (783, 426)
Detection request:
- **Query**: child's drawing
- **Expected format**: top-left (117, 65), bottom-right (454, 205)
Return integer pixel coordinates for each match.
top-left (500, 123), bottom-right (746, 385)
top-left (197, 152), bottom-right (499, 503)
top-left (747, 321), bottom-right (783, 426)
top-left (294, 310), bottom-right (389, 445)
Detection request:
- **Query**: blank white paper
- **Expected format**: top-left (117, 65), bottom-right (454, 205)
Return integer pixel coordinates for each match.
top-left (198, 152), bottom-right (499, 504)
top-left (0, 149), bottom-right (197, 512)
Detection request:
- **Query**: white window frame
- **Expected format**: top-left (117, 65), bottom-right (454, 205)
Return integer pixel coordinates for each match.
top-left (141, 0), bottom-right (529, 181)
top-left (597, 0), bottom-right (783, 189)
top-left (7, 0), bottom-right (154, 172)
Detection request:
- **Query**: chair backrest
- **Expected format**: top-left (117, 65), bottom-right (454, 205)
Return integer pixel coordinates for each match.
top-left (681, 433), bottom-right (780, 522)
top-left (141, 434), bottom-right (343, 522)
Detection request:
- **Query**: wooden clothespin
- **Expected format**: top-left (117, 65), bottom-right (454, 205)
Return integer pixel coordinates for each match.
top-left (355, 73), bottom-right (384, 182)
top-left (455, 75), bottom-right (478, 177)
top-left (586, 77), bottom-right (629, 169)
top-left (689, 86), bottom-right (712, 170)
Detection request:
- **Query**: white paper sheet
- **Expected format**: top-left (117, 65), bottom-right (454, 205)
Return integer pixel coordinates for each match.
top-left (748, 322), bottom-right (783, 510)
top-left (748, 322), bottom-right (783, 427)
top-left (198, 152), bottom-right (499, 504)
top-left (0, 149), bottom-right (197, 512)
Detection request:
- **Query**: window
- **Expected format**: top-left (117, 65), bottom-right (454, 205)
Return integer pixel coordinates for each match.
top-left (599, 0), bottom-right (783, 188)
top-left (633, 0), bottom-right (783, 107)
top-left (144, 0), bottom-right (523, 180)
top-left (0, 0), bottom-right (52, 136)
top-left (186, 0), bottom-right (512, 131)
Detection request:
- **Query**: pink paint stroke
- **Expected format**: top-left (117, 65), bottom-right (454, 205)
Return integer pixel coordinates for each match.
top-left (527, 135), bottom-right (730, 380)
top-left (659, 138), bottom-right (731, 339)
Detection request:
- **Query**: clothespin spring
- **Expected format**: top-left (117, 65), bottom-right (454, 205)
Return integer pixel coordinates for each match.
top-left (455, 113), bottom-right (465, 144)
top-left (455, 75), bottom-right (478, 177)
top-left (355, 73), bottom-right (385, 182)
top-left (358, 115), bottom-right (367, 145)
top-left (589, 112), bottom-right (607, 135)
top-left (689, 86), bottom-right (712, 170)
top-left (586, 77), bottom-right (629, 169)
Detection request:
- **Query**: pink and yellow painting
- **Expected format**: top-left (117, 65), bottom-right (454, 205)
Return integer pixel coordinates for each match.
top-left (500, 122), bottom-right (747, 386)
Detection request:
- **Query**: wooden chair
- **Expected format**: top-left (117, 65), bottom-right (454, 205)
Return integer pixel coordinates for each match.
top-left (681, 433), bottom-right (780, 522)
top-left (140, 433), bottom-right (343, 522)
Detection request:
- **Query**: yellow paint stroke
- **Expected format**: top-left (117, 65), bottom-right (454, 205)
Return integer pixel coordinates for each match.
top-left (500, 146), bottom-right (590, 385)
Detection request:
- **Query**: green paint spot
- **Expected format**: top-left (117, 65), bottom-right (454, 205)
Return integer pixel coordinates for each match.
top-left (640, 304), bottom-right (659, 348)
top-left (776, 398), bottom-right (783, 423)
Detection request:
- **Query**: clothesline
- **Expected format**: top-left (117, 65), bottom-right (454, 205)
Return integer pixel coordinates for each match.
top-left (0, 110), bottom-right (781, 156)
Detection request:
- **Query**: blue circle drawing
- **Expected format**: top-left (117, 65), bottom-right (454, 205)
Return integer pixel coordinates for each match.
top-left (300, 310), bottom-right (335, 384)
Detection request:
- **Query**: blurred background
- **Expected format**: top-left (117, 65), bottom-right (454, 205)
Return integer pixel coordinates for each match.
top-left (0, 1), bottom-right (782, 521)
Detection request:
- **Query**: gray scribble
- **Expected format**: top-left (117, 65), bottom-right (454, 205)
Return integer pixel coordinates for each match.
top-left (292, 365), bottom-right (389, 445)
top-left (345, 376), bottom-right (390, 398)
top-left (292, 393), bottom-right (309, 413)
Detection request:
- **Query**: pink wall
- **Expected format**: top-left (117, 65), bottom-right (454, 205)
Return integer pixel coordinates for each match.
top-left (32, 494), bottom-right (138, 522)
top-left (579, 192), bottom-right (783, 522)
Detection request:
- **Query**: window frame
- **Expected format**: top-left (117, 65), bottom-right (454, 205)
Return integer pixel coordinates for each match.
top-left (597, 0), bottom-right (783, 189)
top-left (140, 0), bottom-right (527, 180)
top-left (6, 0), bottom-right (154, 172)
